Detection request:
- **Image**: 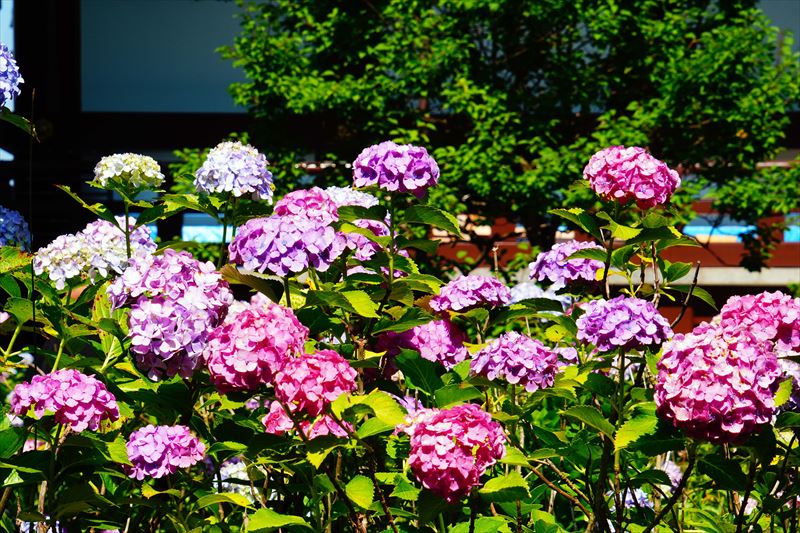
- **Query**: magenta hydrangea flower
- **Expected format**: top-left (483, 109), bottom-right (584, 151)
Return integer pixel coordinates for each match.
top-left (274, 187), bottom-right (339, 225)
top-left (262, 402), bottom-right (352, 440)
top-left (528, 240), bottom-right (604, 290)
top-left (262, 401), bottom-right (295, 436)
top-left (377, 319), bottom-right (469, 370)
top-left (655, 323), bottom-right (781, 443)
top-left (583, 146), bottom-right (681, 209)
top-left (353, 141), bottom-right (439, 198)
top-left (10, 369), bottom-right (119, 432)
top-left (273, 350), bottom-right (358, 417)
top-left (203, 302), bottom-right (308, 393)
top-left (718, 291), bottom-right (800, 355)
top-left (471, 332), bottom-right (561, 392)
top-left (430, 275), bottom-right (511, 313)
top-left (124, 424), bottom-right (206, 480)
top-left (229, 215), bottom-right (347, 277)
top-left (407, 404), bottom-right (506, 502)
top-left (108, 249), bottom-right (233, 380)
top-left (576, 295), bottom-right (672, 352)
top-left (194, 141), bottom-right (273, 202)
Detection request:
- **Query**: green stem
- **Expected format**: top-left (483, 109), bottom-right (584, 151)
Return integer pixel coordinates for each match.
top-left (123, 200), bottom-right (131, 261)
top-left (51, 338), bottom-right (65, 372)
top-left (2, 323), bottom-right (23, 358)
top-left (284, 276), bottom-right (292, 308)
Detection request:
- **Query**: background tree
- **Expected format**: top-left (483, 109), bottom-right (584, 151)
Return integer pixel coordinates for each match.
top-left (221, 0), bottom-right (799, 267)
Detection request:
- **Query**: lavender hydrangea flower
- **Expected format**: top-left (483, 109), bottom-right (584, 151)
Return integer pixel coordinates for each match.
top-left (274, 187), bottom-right (339, 225)
top-left (583, 146), bottom-right (681, 209)
top-left (33, 217), bottom-right (156, 290)
top-left (0, 205), bottom-right (30, 249)
top-left (576, 295), bottom-right (673, 352)
top-left (353, 141), bottom-right (439, 198)
top-left (324, 186), bottom-right (380, 209)
top-left (0, 44), bottom-right (23, 106)
top-left (10, 369), bottom-right (119, 432)
top-left (376, 319), bottom-right (469, 370)
top-left (195, 141), bottom-right (273, 202)
top-left (471, 332), bottom-right (561, 392)
top-left (430, 275), bottom-right (511, 313)
top-left (529, 240), bottom-right (604, 290)
top-left (124, 424), bottom-right (206, 480)
top-left (655, 323), bottom-right (781, 443)
top-left (108, 249), bottom-right (232, 380)
top-left (92, 153), bottom-right (165, 192)
top-left (229, 215), bottom-right (347, 276)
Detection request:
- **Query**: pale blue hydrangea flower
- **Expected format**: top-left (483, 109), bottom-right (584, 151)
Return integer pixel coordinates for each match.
top-left (195, 141), bottom-right (273, 202)
top-left (0, 44), bottom-right (23, 107)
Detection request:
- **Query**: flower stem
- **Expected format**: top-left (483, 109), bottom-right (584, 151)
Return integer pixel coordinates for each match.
top-left (123, 199), bottom-right (132, 261)
top-left (284, 276), bottom-right (292, 308)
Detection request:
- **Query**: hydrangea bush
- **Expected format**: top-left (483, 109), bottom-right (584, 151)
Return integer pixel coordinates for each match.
top-left (1, 137), bottom-right (798, 533)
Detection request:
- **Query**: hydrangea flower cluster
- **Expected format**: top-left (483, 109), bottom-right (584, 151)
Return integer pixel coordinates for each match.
top-left (92, 153), bottom-right (165, 191)
top-left (108, 249), bottom-right (232, 380)
top-left (471, 332), bottom-right (561, 392)
top-left (353, 141), bottom-right (439, 198)
top-left (274, 187), bottom-right (339, 225)
top-left (0, 205), bottom-right (30, 249)
top-left (576, 296), bottom-right (673, 352)
top-left (377, 319), bottom-right (469, 370)
top-left (203, 302), bottom-right (308, 393)
top-left (34, 217), bottom-right (156, 290)
top-left (655, 323), bottom-right (781, 443)
top-left (583, 146), bottom-right (681, 209)
top-left (10, 369), bottom-right (119, 432)
top-left (509, 281), bottom-right (568, 308)
top-left (217, 458), bottom-right (257, 503)
top-left (430, 275), bottom-right (511, 313)
top-left (195, 141), bottom-right (273, 202)
top-left (124, 424), bottom-right (206, 480)
top-left (0, 44), bottom-right (23, 106)
top-left (528, 240), bottom-right (604, 290)
top-left (718, 291), bottom-right (800, 355)
top-left (324, 186), bottom-right (380, 209)
top-left (262, 402), bottom-right (353, 440)
top-left (273, 349), bottom-right (357, 417)
top-left (229, 215), bottom-right (347, 276)
top-left (407, 404), bottom-right (506, 502)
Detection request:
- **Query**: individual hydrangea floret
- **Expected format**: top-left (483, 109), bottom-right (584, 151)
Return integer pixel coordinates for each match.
top-left (124, 424), bottom-right (206, 480)
top-left (471, 332), bottom-right (561, 392)
top-left (34, 217), bottom-right (155, 290)
top-left (0, 205), bottom-right (30, 250)
top-left (430, 275), bottom-right (511, 313)
top-left (229, 215), bottom-right (347, 276)
top-left (273, 349), bottom-right (357, 417)
top-left (274, 187), bottom-right (339, 225)
top-left (108, 249), bottom-right (232, 380)
top-left (203, 302), bottom-right (308, 393)
top-left (353, 141), bottom-right (439, 198)
top-left (583, 146), bottom-right (681, 209)
top-left (407, 404), bottom-right (506, 502)
top-left (195, 141), bottom-right (273, 202)
top-left (528, 240), bottom-right (604, 290)
top-left (718, 291), bottom-right (800, 355)
top-left (92, 153), bottom-right (165, 191)
top-left (0, 44), bottom-right (23, 106)
top-left (576, 295), bottom-right (673, 352)
top-left (324, 186), bottom-right (380, 209)
top-left (377, 319), bottom-right (469, 370)
top-left (9, 369), bottom-right (119, 432)
top-left (655, 323), bottom-right (781, 443)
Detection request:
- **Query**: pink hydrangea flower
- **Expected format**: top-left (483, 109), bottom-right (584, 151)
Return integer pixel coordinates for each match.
top-left (583, 146), bottom-right (681, 208)
top-left (430, 275), bottom-right (511, 313)
top-left (353, 141), bottom-right (439, 198)
top-left (655, 323), bottom-right (781, 443)
top-left (203, 302), bottom-right (309, 393)
top-left (274, 350), bottom-right (358, 417)
top-left (262, 401), bottom-right (352, 440)
top-left (9, 369), bottom-right (119, 433)
top-left (274, 187), bottom-right (339, 225)
top-left (124, 424), bottom-right (206, 480)
top-left (576, 295), bottom-right (672, 352)
top-left (407, 404), bottom-right (506, 502)
top-left (718, 291), bottom-right (800, 355)
top-left (376, 319), bottom-right (469, 370)
top-left (471, 332), bottom-right (561, 392)
top-left (528, 240), bottom-right (604, 290)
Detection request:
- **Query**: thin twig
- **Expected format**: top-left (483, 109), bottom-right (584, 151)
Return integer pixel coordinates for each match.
top-left (735, 456), bottom-right (758, 533)
top-left (642, 445), bottom-right (697, 533)
top-left (670, 261), bottom-right (700, 329)
top-left (531, 466), bottom-right (591, 517)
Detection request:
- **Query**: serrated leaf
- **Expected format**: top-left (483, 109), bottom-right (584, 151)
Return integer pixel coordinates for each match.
top-left (0, 247), bottom-right (31, 274)
top-left (4, 297), bottom-right (33, 325)
top-left (670, 285), bottom-right (717, 310)
top-left (615, 414), bottom-right (659, 451)
top-left (404, 205), bottom-right (462, 237)
top-left (142, 484), bottom-right (181, 499)
top-left (56, 185), bottom-right (118, 224)
top-left (337, 205), bottom-right (388, 223)
top-left (698, 455), bottom-right (747, 490)
top-left (107, 437), bottom-right (132, 465)
top-left (373, 307), bottom-right (435, 334)
top-left (478, 471), bottom-right (530, 502)
top-left (357, 417), bottom-right (394, 438)
top-left (345, 475), bottom-right (374, 510)
top-left (341, 290), bottom-right (380, 317)
top-left (220, 265), bottom-right (284, 303)
top-left (395, 349), bottom-right (444, 395)
top-left (562, 406), bottom-right (615, 438)
top-left (390, 477), bottom-right (420, 501)
top-left (549, 208), bottom-right (603, 242)
top-left (246, 508), bottom-right (312, 532)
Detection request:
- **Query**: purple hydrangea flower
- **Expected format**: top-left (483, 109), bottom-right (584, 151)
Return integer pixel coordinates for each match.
top-left (655, 323), bottom-right (781, 443)
top-left (471, 332), bottom-right (561, 392)
top-left (0, 44), bottom-right (23, 106)
top-left (583, 146), bottom-right (681, 209)
top-left (274, 187), bottom-right (339, 225)
top-left (195, 141), bottom-right (273, 202)
top-left (529, 240), bottom-right (604, 290)
top-left (10, 369), bottom-right (119, 432)
top-left (229, 215), bottom-right (347, 276)
top-left (108, 249), bottom-right (232, 380)
top-left (353, 141), bottom-right (439, 198)
top-left (376, 319), bottom-right (469, 370)
top-left (203, 302), bottom-right (308, 393)
top-left (324, 186), bottom-right (380, 209)
top-left (124, 424), bottom-right (206, 480)
top-left (576, 295), bottom-right (673, 352)
top-left (429, 275), bottom-right (511, 313)
top-left (273, 349), bottom-right (358, 417)
top-left (407, 404), bottom-right (506, 502)
top-left (33, 217), bottom-right (155, 290)
top-left (92, 153), bottom-right (165, 192)
top-left (0, 205), bottom-right (30, 249)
